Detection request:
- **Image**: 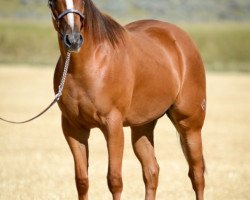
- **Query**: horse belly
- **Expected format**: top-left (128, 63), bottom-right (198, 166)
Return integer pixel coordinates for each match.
top-left (125, 66), bottom-right (179, 126)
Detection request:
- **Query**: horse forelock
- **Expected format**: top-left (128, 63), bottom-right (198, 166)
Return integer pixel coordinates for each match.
top-left (84, 0), bottom-right (125, 47)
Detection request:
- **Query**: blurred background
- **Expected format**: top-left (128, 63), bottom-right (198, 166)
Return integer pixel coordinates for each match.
top-left (0, 1), bottom-right (250, 200)
top-left (0, 0), bottom-right (250, 71)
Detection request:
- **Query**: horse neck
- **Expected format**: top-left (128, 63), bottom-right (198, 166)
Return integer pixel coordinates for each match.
top-left (57, 31), bottom-right (126, 73)
top-left (58, 34), bottom-right (95, 71)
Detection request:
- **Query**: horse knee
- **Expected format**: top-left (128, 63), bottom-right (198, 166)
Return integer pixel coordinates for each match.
top-left (75, 176), bottom-right (89, 195)
top-left (107, 173), bottom-right (123, 194)
top-left (143, 164), bottom-right (160, 190)
top-left (188, 167), bottom-right (205, 192)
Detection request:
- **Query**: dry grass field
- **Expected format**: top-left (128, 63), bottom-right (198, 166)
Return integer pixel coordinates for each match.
top-left (0, 66), bottom-right (250, 200)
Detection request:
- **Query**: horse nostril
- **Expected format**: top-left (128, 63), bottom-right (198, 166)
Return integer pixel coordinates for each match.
top-left (79, 34), bottom-right (84, 44)
top-left (63, 33), bottom-right (84, 51)
top-left (64, 34), bottom-right (72, 47)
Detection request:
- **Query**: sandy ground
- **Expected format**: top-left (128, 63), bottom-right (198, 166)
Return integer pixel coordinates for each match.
top-left (0, 66), bottom-right (250, 200)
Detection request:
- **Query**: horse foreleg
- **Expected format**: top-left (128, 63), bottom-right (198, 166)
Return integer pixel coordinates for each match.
top-left (62, 116), bottom-right (90, 200)
top-left (102, 111), bottom-right (124, 200)
top-left (131, 120), bottom-right (159, 200)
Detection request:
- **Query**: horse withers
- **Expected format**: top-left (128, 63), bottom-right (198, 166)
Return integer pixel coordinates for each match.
top-left (49, 0), bottom-right (206, 199)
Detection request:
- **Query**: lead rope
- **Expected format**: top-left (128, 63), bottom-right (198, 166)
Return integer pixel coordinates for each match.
top-left (0, 52), bottom-right (71, 124)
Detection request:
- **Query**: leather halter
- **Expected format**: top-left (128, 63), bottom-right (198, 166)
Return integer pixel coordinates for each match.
top-left (52, 8), bottom-right (85, 22)
top-left (48, 2), bottom-right (85, 25)
top-left (49, 5), bottom-right (85, 39)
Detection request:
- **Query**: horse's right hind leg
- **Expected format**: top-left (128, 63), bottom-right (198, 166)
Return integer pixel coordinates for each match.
top-left (131, 120), bottom-right (159, 200)
top-left (167, 102), bottom-right (206, 200)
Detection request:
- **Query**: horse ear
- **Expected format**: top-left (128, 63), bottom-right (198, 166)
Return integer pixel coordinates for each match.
top-left (48, 0), bottom-right (53, 8)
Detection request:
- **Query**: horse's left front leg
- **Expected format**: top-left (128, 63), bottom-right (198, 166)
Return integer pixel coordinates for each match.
top-left (102, 111), bottom-right (124, 200)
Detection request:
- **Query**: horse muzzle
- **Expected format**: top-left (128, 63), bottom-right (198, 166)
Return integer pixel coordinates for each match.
top-left (63, 32), bottom-right (84, 53)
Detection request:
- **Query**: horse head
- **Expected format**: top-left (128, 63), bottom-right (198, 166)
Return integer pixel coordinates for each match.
top-left (48, 0), bottom-right (85, 52)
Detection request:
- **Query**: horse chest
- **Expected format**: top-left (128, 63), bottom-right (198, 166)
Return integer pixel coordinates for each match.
top-left (59, 80), bottom-right (107, 128)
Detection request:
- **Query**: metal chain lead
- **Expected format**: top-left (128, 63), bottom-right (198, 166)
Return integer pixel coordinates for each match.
top-left (56, 51), bottom-right (71, 100)
top-left (0, 51), bottom-right (71, 124)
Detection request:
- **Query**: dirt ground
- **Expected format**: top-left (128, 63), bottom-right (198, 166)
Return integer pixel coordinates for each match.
top-left (0, 66), bottom-right (249, 200)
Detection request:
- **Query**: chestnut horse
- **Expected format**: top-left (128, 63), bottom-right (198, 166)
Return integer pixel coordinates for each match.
top-left (49, 0), bottom-right (206, 199)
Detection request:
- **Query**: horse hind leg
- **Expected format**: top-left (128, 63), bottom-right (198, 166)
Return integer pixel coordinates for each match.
top-left (131, 120), bottom-right (160, 200)
top-left (167, 100), bottom-right (206, 200)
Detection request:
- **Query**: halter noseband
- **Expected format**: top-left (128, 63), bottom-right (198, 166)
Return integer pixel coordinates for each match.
top-left (52, 8), bottom-right (85, 22)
